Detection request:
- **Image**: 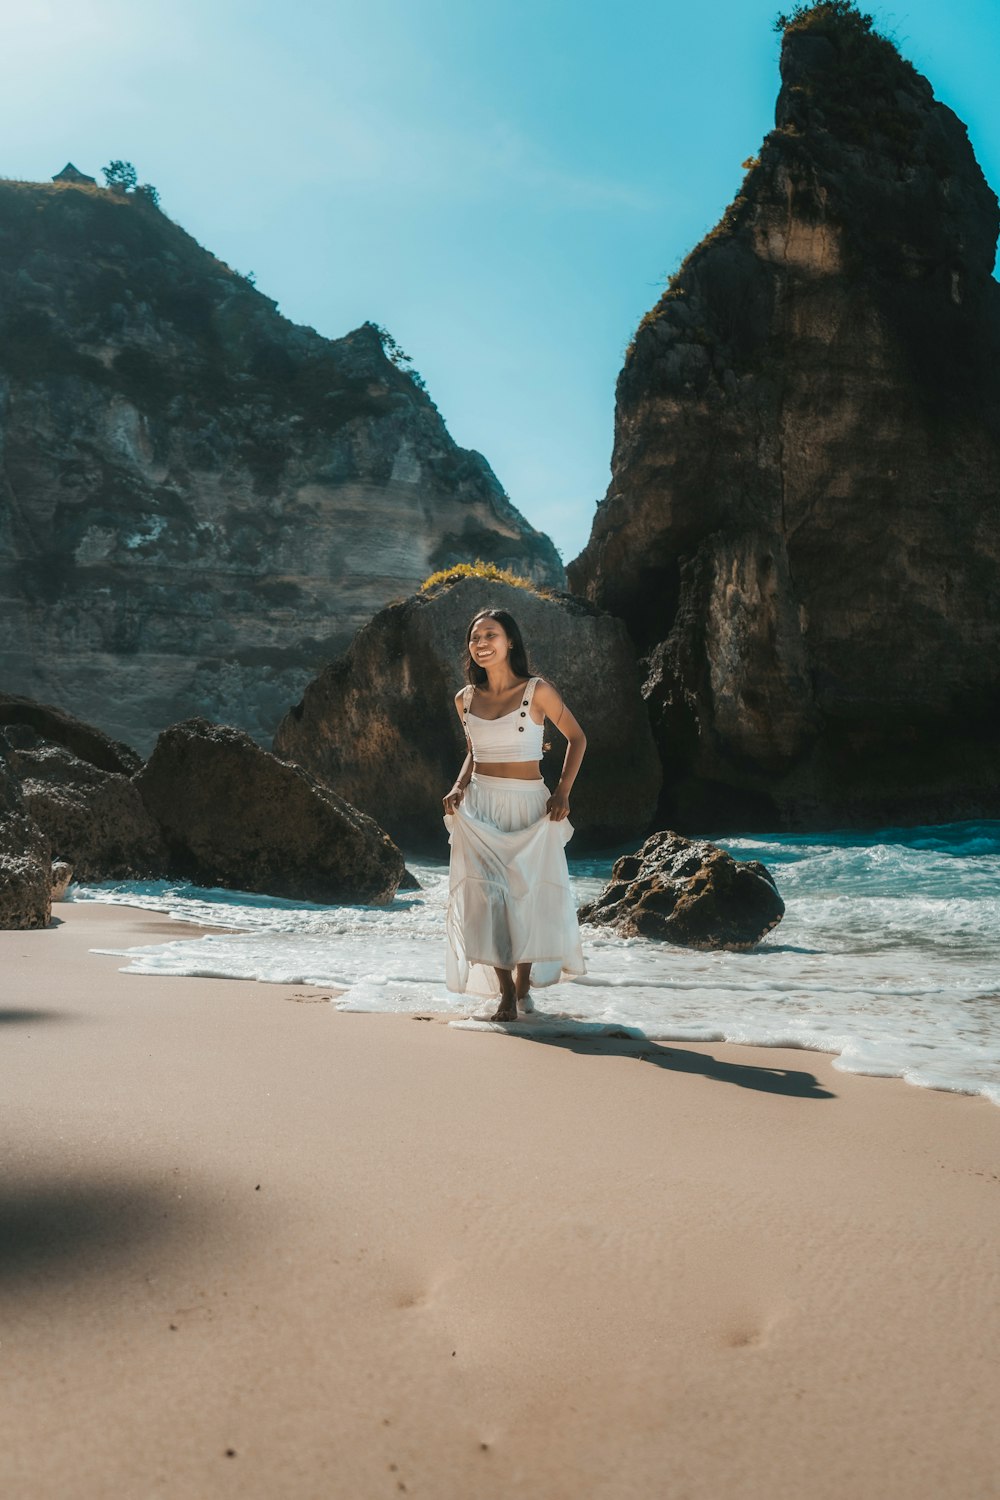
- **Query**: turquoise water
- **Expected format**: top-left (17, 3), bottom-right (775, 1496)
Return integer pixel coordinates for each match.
top-left (74, 821), bottom-right (1000, 1105)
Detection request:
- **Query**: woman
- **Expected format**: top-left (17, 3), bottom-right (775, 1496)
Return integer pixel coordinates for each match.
top-left (442, 608), bottom-right (587, 1022)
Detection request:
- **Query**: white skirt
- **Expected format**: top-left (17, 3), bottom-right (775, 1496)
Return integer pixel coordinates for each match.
top-left (443, 772), bottom-right (586, 999)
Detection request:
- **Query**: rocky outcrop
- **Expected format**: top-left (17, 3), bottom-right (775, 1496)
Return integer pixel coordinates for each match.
top-left (577, 830), bottom-right (784, 949)
top-left (0, 695), bottom-right (161, 878)
top-left (273, 575), bottom-right (661, 851)
top-left (4, 723), bottom-right (166, 879)
top-left (569, 5), bottom-right (1000, 830)
top-left (0, 694), bottom-right (141, 775)
top-left (51, 860), bottom-right (73, 900)
top-left (0, 179), bottom-right (563, 757)
top-left (135, 718), bottom-right (405, 903)
top-left (0, 733), bottom-right (52, 929)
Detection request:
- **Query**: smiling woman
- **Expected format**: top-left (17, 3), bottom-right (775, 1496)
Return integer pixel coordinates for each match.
top-left (441, 607), bottom-right (587, 1021)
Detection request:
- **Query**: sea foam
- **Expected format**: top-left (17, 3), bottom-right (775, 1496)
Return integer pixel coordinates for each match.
top-left (73, 822), bottom-right (1000, 1105)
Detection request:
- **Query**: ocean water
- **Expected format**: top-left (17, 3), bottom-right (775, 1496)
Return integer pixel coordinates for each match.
top-left (72, 821), bottom-right (1000, 1106)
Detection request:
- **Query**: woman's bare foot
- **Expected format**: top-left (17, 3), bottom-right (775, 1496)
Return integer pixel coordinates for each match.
top-left (491, 969), bottom-right (518, 1023)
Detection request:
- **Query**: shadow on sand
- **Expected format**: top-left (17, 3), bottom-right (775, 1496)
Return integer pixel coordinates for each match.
top-left (0, 1008), bottom-right (74, 1025)
top-left (0, 1177), bottom-right (213, 1284)
top-left (448, 1018), bottom-right (835, 1100)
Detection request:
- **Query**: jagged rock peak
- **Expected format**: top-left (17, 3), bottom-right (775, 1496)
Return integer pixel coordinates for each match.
top-left (569, 2), bottom-right (1000, 832)
top-left (0, 177), bottom-right (563, 754)
top-left (614, 0), bottom-right (999, 431)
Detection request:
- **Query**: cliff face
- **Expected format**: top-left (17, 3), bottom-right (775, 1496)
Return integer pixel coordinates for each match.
top-left (569, 6), bottom-right (1000, 830)
top-left (0, 181), bottom-right (562, 753)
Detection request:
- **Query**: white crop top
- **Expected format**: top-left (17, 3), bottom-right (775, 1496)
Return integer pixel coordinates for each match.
top-left (463, 676), bottom-right (545, 763)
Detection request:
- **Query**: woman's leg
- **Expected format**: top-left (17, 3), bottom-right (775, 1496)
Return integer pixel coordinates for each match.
top-left (491, 967), bottom-right (518, 1023)
top-left (515, 963), bottom-right (531, 1002)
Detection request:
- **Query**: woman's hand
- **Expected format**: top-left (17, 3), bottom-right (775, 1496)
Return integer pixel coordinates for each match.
top-left (546, 788), bottom-right (570, 822)
top-left (442, 785), bottom-right (465, 815)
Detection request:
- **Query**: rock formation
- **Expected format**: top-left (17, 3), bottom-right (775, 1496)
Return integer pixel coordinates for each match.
top-left (0, 731), bottom-right (52, 929)
top-left (569, 3), bottom-right (1000, 830)
top-left (4, 722), bottom-right (166, 880)
top-left (0, 693), bottom-right (141, 775)
top-left (0, 694), bottom-right (162, 879)
top-left (274, 574), bottom-right (661, 851)
top-left (577, 830), bottom-right (784, 949)
top-left (0, 178), bottom-right (563, 756)
top-left (135, 718), bottom-right (405, 903)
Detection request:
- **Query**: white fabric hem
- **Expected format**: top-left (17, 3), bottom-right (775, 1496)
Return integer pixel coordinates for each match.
top-left (444, 775), bottom-right (586, 1001)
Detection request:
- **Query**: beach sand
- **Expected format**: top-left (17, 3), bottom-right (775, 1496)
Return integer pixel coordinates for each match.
top-left (1, 903), bottom-right (998, 1499)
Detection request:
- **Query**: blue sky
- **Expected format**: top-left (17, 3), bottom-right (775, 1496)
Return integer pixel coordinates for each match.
top-left (3, 0), bottom-right (998, 564)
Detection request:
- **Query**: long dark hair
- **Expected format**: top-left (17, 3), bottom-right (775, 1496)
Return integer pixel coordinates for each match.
top-left (464, 608), bottom-right (534, 687)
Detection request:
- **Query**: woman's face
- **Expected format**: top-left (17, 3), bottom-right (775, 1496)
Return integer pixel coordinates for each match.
top-left (468, 617), bottom-right (511, 668)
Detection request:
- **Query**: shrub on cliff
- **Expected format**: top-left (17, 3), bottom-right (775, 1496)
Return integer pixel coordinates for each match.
top-left (419, 560), bottom-right (553, 597)
top-left (773, 1), bottom-right (920, 157)
top-left (102, 159), bottom-right (137, 191)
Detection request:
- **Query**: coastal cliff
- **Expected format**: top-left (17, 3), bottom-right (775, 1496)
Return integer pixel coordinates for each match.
top-left (569, 3), bottom-right (1000, 829)
top-left (0, 178), bottom-right (562, 754)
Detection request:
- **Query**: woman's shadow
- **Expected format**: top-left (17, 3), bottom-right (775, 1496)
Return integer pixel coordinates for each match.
top-left (452, 1014), bottom-right (834, 1099)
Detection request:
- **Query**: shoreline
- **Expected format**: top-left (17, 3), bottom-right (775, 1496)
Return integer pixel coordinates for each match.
top-left (67, 881), bottom-right (1000, 1107)
top-left (2, 902), bottom-right (998, 1499)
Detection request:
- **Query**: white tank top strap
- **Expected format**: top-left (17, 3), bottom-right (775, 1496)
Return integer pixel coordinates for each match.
top-left (524, 676), bottom-right (542, 713)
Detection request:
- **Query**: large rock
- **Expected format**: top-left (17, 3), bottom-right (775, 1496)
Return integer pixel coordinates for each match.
top-left (0, 733), bottom-right (52, 929)
top-left (4, 724), bottom-right (166, 879)
top-left (569, 6), bottom-right (1000, 831)
top-left (135, 718), bottom-right (404, 903)
top-left (273, 575), bottom-right (661, 851)
top-left (0, 694), bottom-right (141, 775)
top-left (0, 179), bottom-right (563, 756)
top-left (577, 830), bottom-right (784, 950)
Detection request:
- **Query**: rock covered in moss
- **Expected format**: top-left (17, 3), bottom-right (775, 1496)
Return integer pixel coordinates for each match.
top-left (578, 829), bottom-right (783, 950)
top-left (135, 718), bottom-right (404, 903)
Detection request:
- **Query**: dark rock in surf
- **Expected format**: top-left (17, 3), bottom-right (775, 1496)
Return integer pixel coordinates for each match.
top-left (577, 829), bottom-right (783, 950)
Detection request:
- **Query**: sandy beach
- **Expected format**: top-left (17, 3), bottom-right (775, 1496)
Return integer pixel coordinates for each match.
top-left (1, 902), bottom-right (998, 1499)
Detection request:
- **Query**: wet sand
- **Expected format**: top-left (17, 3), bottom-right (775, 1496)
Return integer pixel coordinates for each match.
top-left (1, 902), bottom-right (998, 1499)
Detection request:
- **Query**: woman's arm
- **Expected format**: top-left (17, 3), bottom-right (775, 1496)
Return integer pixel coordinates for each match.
top-left (443, 692), bottom-right (474, 814)
top-left (533, 679), bottom-right (587, 821)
